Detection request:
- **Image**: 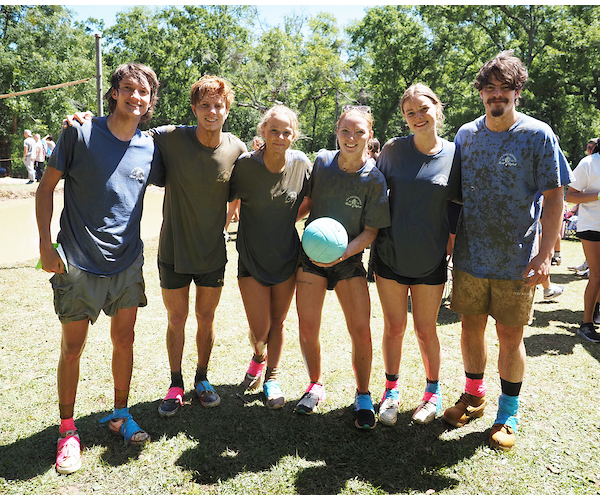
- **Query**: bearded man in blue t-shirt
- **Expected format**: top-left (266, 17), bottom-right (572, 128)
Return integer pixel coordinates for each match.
top-left (443, 51), bottom-right (573, 451)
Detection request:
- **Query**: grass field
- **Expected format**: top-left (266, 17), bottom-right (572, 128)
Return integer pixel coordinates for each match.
top-left (1, 225), bottom-right (600, 495)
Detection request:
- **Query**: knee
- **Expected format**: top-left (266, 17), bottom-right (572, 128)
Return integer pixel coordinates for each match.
top-left (168, 310), bottom-right (188, 329)
top-left (384, 320), bottom-right (407, 341)
top-left (60, 339), bottom-right (86, 362)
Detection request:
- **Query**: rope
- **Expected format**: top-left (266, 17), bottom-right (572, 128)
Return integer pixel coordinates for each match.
top-left (0, 78), bottom-right (93, 99)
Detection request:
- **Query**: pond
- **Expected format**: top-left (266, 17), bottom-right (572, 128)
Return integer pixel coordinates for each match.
top-left (0, 189), bottom-right (164, 266)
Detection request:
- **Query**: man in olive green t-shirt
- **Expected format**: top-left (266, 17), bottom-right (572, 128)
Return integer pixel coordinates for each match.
top-left (152, 76), bottom-right (246, 417)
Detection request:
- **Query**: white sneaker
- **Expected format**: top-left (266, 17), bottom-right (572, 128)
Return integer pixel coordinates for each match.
top-left (379, 388), bottom-right (400, 426)
top-left (412, 400), bottom-right (438, 425)
top-left (568, 261), bottom-right (588, 272)
top-left (576, 268), bottom-right (590, 278)
top-left (543, 284), bottom-right (564, 300)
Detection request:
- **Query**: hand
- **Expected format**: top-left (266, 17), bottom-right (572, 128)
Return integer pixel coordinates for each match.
top-left (62, 111), bottom-right (94, 128)
top-left (522, 253), bottom-right (551, 287)
top-left (39, 243), bottom-right (65, 274)
top-left (311, 252), bottom-right (347, 269)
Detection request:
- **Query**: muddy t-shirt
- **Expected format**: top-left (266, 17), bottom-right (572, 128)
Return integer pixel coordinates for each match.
top-left (229, 148), bottom-right (312, 285)
top-left (149, 126), bottom-right (246, 274)
top-left (453, 114), bottom-right (573, 280)
top-left (306, 150), bottom-right (390, 242)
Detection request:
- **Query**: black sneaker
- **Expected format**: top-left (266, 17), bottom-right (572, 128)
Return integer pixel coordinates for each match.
top-left (295, 383), bottom-right (325, 415)
top-left (158, 386), bottom-right (184, 417)
top-left (594, 303), bottom-right (600, 326)
top-left (577, 323), bottom-right (600, 343)
top-left (354, 392), bottom-right (376, 430)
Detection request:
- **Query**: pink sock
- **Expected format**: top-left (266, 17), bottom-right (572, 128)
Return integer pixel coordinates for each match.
top-left (385, 379), bottom-right (399, 391)
top-left (59, 418), bottom-right (77, 434)
top-left (465, 377), bottom-right (486, 397)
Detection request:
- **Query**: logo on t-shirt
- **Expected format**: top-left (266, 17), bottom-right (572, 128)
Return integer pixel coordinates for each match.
top-left (345, 196), bottom-right (362, 209)
top-left (431, 174), bottom-right (449, 186)
top-left (285, 192), bottom-right (298, 204)
top-left (217, 170), bottom-right (231, 183)
top-left (129, 167), bottom-right (146, 182)
top-left (498, 153), bottom-right (518, 168)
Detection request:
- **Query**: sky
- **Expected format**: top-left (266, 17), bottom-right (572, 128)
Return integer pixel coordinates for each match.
top-left (66, 3), bottom-right (373, 34)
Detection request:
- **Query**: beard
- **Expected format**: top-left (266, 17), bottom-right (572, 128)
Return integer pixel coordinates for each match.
top-left (488, 99), bottom-right (509, 117)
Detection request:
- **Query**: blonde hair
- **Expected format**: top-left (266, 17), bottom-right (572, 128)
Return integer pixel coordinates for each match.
top-left (258, 105), bottom-right (300, 142)
top-left (335, 106), bottom-right (373, 133)
top-left (401, 83), bottom-right (444, 131)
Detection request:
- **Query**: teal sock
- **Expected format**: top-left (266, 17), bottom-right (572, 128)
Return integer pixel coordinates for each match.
top-left (495, 393), bottom-right (519, 432)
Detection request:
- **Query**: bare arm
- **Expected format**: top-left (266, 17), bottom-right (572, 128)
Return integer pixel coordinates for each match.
top-left (296, 196), bottom-right (312, 222)
top-left (565, 185), bottom-right (599, 204)
top-left (315, 225), bottom-right (378, 268)
top-left (36, 166), bottom-right (65, 273)
top-left (522, 187), bottom-right (564, 286)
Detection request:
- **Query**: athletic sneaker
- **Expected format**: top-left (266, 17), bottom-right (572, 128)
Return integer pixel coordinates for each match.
top-left (576, 268), bottom-right (590, 278)
top-left (551, 255), bottom-right (561, 266)
top-left (379, 388), bottom-right (400, 427)
top-left (577, 323), bottom-right (600, 343)
top-left (158, 386), bottom-right (184, 417)
top-left (442, 393), bottom-right (486, 427)
top-left (594, 303), bottom-right (600, 325)
top-left (543, 284), bottom-right (564, 300)
top-left (296, 382), bottom-right (325, 415)
top-left (412, 391), bottom-right (442, 425)
top-left (241, 357), bottom-right (265, 391)
top-left (568, 261), bottom-right (588, 272)
top-left (354, 392), bottom-right (376, 430)
top-left (195, 380), bottom-right (221, 407)
top-left (263, 380), bottom-right (285, 410)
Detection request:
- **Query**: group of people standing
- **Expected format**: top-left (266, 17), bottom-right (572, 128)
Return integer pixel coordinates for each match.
top-left (22, 129), bottom-right (55, 183)
top-left (36, 49), bottom-right (577, 476)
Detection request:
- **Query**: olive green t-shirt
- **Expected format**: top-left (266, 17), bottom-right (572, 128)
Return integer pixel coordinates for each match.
top-left (229, 148), bottom-right (312, 285)
top-left (150, 126), bottom-right (246, 274)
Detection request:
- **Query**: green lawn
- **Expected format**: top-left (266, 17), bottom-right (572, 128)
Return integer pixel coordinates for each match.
top-left (1, 232), bottom-right (599, 495)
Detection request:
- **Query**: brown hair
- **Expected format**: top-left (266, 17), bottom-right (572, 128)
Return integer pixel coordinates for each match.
top-left (474, 50), bottom-right (528, 92)
top-left (104, 63), bottom-right (159, 122)
top-left (401, 83), bottom-right (445, 131)
top-left (190, 75), bottom-right (235, 109)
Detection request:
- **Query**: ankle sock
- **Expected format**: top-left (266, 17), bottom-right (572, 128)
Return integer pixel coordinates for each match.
top-left (170, 371), bottom-right (184, 389)
top-left (495, 393), bottom-right (519, 432)
top-left (59, 417), bottom-right (77, 434)
top-left (385, 373), bottom-right (399, 390)
top-left (424, 380), bottom-right (440, 403)
top-left (465, 374), bottom-right (486, 397)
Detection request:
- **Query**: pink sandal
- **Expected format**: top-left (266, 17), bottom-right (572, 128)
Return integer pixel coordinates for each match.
top-left (56, 430), bottom-right (81, 475)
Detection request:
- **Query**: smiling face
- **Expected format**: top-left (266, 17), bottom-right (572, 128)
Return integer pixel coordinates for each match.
top-left (402, 94), bottom-right (440, 136)
top-left (336, 112), bottom-right (372, 158)
top-left (191, 94), bottom-right (230, 133)
top-left (479, 75), bottom-right (521, 118)
top-left (261, 112), bottom-right (295, 154)
top-left (111, 76), bottom-right (152, 119)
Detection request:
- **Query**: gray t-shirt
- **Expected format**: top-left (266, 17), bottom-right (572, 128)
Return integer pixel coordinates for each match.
top-left (374, 136), bottom-right (460, 277)
top-left (454, 114), bottom-right (573, 280)
top-left (306, 150), bottom-right (390, 241)
top-left (230, 148), bottom-right (312, 285)
top-left (149, 126), bottom-right (247, 274)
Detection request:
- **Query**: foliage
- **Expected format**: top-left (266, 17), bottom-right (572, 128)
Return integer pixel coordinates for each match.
top-left (1, 5), bottom-right (600, 167)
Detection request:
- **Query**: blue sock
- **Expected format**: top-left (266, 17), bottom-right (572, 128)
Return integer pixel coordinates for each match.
top-left (495, 393), bottom-right (519, 432)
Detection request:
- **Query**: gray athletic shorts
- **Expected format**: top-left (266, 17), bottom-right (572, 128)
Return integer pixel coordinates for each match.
top-left (450, 269), bottom-right (535, 328)
top-left (50, 251), bottom-right (147, 325)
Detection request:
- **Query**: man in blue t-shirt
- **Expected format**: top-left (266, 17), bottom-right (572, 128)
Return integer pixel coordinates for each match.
top-left (36, 63), bottom-right (164, 475)
top-left (443, 51), bottom-right (573, 451)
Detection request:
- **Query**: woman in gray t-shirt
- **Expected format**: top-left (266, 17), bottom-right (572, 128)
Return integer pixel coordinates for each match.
top-left (230, 106), bottom-right (312, 410)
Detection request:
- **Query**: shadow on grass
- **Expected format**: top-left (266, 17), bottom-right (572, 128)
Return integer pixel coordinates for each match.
top-left (525, 321), bottom-right (600, 362)
top-left (150, 385), bottom-right (482, 494)
top-left (0, 408), bottom-right (149, 480)
top-left (0, 386), bottom-right (484, 494)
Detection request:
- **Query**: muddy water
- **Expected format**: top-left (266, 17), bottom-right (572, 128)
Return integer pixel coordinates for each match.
top-left (0, 189), bottom-right (164, 266)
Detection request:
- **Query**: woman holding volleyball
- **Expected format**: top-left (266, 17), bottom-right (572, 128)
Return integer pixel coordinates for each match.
top-left (229, 105), bottom-right (312, 409)
top-left (370, 84), bottom-right (460, 426)
top-left (295, 106), bottom-right (390, 429)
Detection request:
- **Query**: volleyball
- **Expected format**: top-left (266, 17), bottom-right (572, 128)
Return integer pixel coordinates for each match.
top-left (302, 217), bottom-right (348, 264)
